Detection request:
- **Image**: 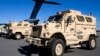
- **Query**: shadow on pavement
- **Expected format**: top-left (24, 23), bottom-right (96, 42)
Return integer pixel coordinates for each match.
top-left (64, 46), bottom-right (74, 53)
top-left (3, 35), bottom-right (24, 40)
top-left (18, 45), bottom-right (74, 56)
top-left (1, 35), bottom-right (16, 40)
top-left (18, 45), bottom-right (52, 56)
top-left (18, 45), bottom-right (38, 56)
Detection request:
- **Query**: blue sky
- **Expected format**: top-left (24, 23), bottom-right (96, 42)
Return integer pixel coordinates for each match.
top-left (0, 0), bottom-right (100, 29)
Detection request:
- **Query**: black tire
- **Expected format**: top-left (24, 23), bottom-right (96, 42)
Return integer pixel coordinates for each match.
top-left (48, 38), bottom-right (65, 56)
top-left (15, 33), bottom-right (22, 40)
top-left (86, 36), bottom-right (96, 50)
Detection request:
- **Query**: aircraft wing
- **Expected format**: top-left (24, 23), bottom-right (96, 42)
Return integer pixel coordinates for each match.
top-left (44, 1), bottom-right (61, 5)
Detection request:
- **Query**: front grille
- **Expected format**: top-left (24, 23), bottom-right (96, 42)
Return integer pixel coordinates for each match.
top-left (32, 26), bottom-right (42, 37)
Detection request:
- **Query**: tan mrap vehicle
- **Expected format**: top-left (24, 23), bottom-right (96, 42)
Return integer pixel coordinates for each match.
top-left (0, 24), bottom-right (8, 36)
top-left (25, 10), bottom-right (97, 56)
top-left (9, 21), bottom-right (33, 39)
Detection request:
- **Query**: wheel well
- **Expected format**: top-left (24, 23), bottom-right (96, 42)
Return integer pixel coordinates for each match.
top-left (50, 33), bottom-right (66, 44)
top-left (90, 34), bottom-right (96, 37)
top-left (15, 32), bottom-right (22, 35)
top-left (88, 34), bottom-right (96, 40)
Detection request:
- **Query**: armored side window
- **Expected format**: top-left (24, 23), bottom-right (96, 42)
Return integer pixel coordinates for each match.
top-left (17, 24), bottom-right (22, 26)
top-left (77, 16), bottom-right (85, 22)
top-left (86, 17), bottom-right (92, 22)
top-left (24, 24), bottom-right (28, 26)
top-left (48, 15), bottom-right (63, 22)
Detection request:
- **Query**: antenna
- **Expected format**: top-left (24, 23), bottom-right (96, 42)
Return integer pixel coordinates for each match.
top-left (30, 0), bottom-right (61, 19)
top-left (89, 12), bottom-right (92, 16)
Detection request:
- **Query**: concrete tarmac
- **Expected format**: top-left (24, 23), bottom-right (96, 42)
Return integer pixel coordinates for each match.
top-left (0, 32), bottom-right (100, 56)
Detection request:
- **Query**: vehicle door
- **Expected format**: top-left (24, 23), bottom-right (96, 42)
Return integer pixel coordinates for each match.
top-left (64, 14), bottom-right (78, 42)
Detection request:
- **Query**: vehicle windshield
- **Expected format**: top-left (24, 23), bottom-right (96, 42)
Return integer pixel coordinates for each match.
top-left (48, 15), bottom-right (62, 22)
top-left (24, 19), bottom-right (39, 25)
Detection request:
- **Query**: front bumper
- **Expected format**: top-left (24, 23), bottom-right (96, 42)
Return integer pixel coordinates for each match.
top-left (0, 32), bottom-right (9, 36)
top-left (25, 37), bottom-right (43, 46)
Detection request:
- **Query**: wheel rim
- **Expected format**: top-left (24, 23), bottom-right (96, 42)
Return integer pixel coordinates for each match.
top-left (16, 34), bottom-right (21, 39)
top-left (91, 39), bottom-right (96, 48)
top-left (55, 43), bottom-right (63, 56)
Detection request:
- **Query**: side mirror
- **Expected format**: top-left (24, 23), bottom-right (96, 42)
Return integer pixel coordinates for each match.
top-left (66, 18), bottom-right (74, 23)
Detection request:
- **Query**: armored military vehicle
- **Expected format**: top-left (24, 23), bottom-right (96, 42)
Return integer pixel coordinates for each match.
top-left (8, 21), bottom-right (33, 39)
top-left (25, 10), bottom-right (97, 56)
top-left (8, 19), bottom-right (39, 39)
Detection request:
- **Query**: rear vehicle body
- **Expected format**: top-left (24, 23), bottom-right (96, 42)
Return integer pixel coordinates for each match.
top-left (9, 21), bottom-right (33, 39)
top-left (25, 10), bottom-right (97, 56)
